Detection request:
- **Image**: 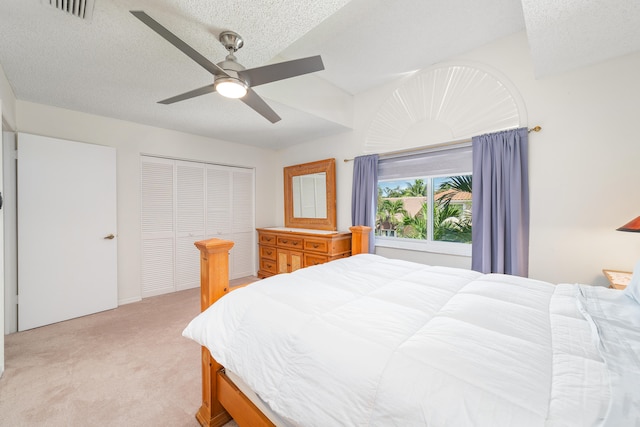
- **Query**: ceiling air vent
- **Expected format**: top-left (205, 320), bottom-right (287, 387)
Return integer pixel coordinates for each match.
top-left (41, 0), bottom-right (96, 20)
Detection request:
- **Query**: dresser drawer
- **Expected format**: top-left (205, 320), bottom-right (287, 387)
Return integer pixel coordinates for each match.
top-left (277, 236), bottom-right (303, 249)
top-left (304, 238), bottom-right (329, 254)
top-left (259, 233), bottom-right (277, 246)
top-left (260, 258), bottom-right (277, 275)
top-left (257, 227), bottom-right (354, 278)
top-left (260, 246), bottom-right (277, 260)
top-left (304, 253), bottom-right (329, 267)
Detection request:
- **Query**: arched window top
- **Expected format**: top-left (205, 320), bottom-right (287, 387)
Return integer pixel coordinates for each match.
top-left (364, 62), bottom-right (527, 154)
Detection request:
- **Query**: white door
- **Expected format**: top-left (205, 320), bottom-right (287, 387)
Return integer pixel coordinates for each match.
top-left (17, 133), bottom-right (117, 331)
top-left (1, 124), bottom-right (5, 375)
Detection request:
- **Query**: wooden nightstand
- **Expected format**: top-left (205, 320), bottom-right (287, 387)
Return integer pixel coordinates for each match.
top-left (602, 269), bottom-right (632, 290)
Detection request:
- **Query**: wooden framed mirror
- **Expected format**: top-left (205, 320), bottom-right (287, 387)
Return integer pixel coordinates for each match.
top-left (284, 158), bottom-right (337, 231)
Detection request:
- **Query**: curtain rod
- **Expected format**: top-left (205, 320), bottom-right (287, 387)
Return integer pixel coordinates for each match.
top-left (343, 126), bottom-right (542, 163)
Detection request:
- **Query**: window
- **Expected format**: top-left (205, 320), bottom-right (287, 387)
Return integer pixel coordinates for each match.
top-left (376, 145), bottom-right (472, 256)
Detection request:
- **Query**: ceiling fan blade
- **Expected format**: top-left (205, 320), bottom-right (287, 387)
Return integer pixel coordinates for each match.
top-left (241, 88), bottom-right (281, 123)
top-left (238, 55), bottom-right (324, 87)
top-left (158, 84), bottom-right (217, 104)
top-left (130, 11), bottom-right (228, 78)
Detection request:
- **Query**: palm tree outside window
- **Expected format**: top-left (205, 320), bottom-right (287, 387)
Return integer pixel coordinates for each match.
top-left (376, 174), bottom-right (472, 244)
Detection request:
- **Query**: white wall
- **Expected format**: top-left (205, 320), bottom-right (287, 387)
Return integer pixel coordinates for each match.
top-left (279, 31), bottom-right (640, 287)
top-left (0, 63), bottom-right (16, 130)
top-left (16, 101), bottom-right (280, 304)
top-left (0, 62), bottom-right (16, 376)
top-left (0, 108), bottom-right (4, 377)
top-left (457, 32), bottom-right (640, 285)
top-left (2, 132), bottom-right (16, 335)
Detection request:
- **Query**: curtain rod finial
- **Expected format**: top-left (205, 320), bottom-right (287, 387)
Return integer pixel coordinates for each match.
top-left (529, 126), bottom-right (541, 133)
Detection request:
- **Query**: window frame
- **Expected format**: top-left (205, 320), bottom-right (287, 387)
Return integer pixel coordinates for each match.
top-left (375, 234), bottom-right (472, 256)
top-left (374, 145), bottom-right (472, 257)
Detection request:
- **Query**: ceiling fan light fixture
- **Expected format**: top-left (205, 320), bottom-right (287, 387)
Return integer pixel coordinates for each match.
top-left (215, 78), bottom-right (248, 99)
top-left (131, 12), bottom-right (322, 123)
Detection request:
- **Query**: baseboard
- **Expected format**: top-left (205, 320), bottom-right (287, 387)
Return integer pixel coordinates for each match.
top-left (118, 296), bottom-right (142, 305)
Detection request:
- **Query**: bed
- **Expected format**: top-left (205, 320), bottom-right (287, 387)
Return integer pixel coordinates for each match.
top-left (184, 229), bottom-right (640, 426)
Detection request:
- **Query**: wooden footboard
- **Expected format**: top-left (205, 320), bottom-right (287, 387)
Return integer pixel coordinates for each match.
top-left (192, 238), bottom-right (235, 427)
top-left (193, 226), bottom-right (370, 426)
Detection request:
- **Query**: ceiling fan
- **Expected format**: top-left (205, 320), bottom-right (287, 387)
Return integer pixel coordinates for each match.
top-left (130, 11), bottom-right (325, 123)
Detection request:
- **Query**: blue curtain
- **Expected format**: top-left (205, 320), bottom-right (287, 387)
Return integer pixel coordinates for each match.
top-left (471, 128), bottom-right (529, 276)
top-left (351, 154), bottom-right (379, 253)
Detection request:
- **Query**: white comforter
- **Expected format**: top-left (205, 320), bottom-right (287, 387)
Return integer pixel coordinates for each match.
top-left (183, 254), bottom-right (640, 426)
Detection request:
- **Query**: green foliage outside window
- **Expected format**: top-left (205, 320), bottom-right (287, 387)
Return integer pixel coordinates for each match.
top-left (376, 175), bottom-right (472, 244)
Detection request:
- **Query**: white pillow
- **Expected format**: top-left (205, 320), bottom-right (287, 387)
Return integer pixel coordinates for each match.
top-left (624, 259), bottom-right (640, 304)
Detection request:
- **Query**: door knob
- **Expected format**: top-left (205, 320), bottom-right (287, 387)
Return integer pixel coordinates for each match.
top-left (104, 234), bottom-right (115, 240)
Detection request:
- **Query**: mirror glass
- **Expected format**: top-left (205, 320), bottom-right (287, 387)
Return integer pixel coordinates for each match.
top-left (284, 158), bottom-right (336, 231)
top-left (292, 172), bottom-right (327, 218)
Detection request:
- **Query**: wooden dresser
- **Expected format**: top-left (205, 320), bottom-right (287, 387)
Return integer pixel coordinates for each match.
top-left (257, 227), bottom-right (352, 278)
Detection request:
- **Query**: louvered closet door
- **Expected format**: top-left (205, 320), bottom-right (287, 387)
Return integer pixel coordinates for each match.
top-left (176, 161), bottom-right (206, 291)
top-left (206, 165), bottom-right (234, 277)
top-left (206, 165), bottom-right (232, 239)
top-left (142, 157), bottom-right (256, 298)
top-left (231, 169), bottom-right (255, 278)
top-left (206, 165), bottom-right (255, 280)
top-left (141, 157), bottom-right (175, 297)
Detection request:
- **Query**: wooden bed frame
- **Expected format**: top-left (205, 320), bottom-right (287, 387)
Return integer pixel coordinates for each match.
top-left (193, 225), bottom-right (371, 427)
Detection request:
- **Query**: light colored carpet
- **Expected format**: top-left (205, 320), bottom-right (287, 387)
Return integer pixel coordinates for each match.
top-left (0, 286), bottom-right (244, 426)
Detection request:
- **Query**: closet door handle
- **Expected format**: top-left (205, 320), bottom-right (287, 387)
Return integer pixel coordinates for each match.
top-left (104, 234), bottom-right (115, 240)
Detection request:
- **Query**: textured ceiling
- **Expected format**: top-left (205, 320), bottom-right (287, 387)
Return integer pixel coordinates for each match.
top-left (521, 0), bottom-right (640, 77)
top-left (0, 0), bottom-right (638, 149)
top-left (281, 0), bottom-right (526, 95)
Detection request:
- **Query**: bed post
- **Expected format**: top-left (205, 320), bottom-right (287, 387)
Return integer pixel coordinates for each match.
top-left (193, 238), bottom-right (235, 427)
top-left (349, 225), bottom-right (372, 255)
